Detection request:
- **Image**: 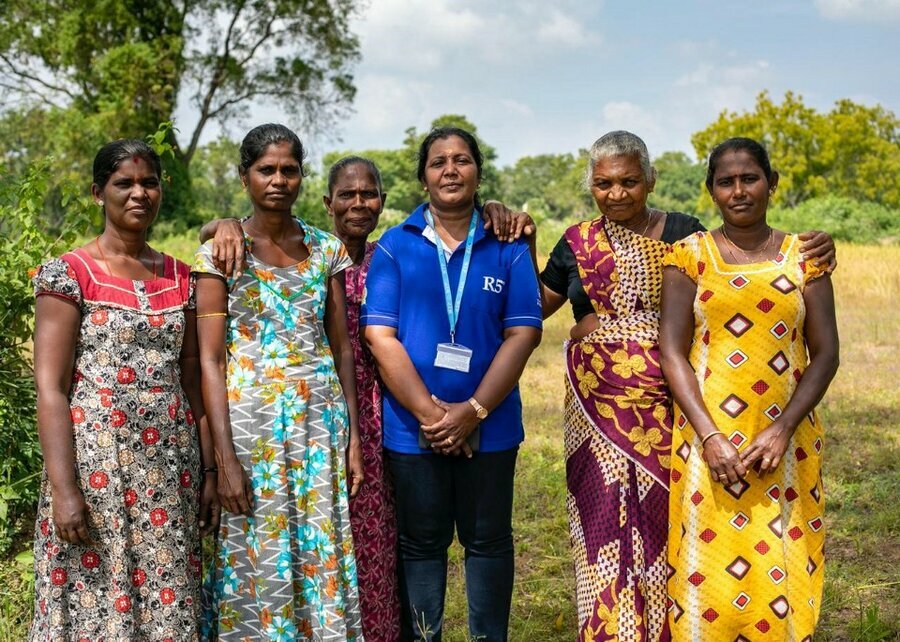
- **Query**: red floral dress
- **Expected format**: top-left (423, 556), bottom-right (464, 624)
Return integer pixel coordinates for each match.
top-left (346, 242), bottom-right (400, 641)
top-left (29, 249), bottom-right (201, 642)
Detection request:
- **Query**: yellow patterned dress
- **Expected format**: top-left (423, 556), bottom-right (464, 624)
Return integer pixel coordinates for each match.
top-left (664, 232), bottom-right (827, 640)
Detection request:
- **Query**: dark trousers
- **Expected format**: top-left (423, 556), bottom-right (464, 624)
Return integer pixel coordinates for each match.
top-left (385, 447), bottom-right (518, 642)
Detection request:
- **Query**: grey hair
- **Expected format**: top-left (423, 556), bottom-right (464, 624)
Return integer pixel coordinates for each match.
top-left (583, 130), bottom-right (656, 190)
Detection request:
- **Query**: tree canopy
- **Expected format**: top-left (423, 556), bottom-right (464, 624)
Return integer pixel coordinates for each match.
top-left (0, 0), bottom-right (362, 226)
top-left (692, 91), bottom-right (900, 209)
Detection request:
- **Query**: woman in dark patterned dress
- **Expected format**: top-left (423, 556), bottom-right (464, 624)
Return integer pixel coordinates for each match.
top-left (29, 139), bottom-right (217, 641)
top-left (323, 157), bottom-right (400, 641)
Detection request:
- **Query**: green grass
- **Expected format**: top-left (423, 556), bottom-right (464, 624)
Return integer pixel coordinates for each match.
top-left (1, 243), bottom-right (897, 641)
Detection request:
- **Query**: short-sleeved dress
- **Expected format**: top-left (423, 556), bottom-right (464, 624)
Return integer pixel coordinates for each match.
top-left (30, 248), bottom-right (201, 642)
top-left (193, 219), bottom-right (364, 641)
top-left (664, 232), bottom-right (828, 640)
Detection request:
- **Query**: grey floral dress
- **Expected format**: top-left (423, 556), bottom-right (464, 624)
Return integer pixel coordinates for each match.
top-left (193, 219), bottom-right (363, 641)
top-left (29, 249), bottom-right (201, 642)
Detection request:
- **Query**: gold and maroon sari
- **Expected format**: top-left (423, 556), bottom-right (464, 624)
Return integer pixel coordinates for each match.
top-left (563, 217), bottom-right (673, 642)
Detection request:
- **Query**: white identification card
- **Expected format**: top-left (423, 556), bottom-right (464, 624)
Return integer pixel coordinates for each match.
top-left (434, 343), bottom-right (473, 373)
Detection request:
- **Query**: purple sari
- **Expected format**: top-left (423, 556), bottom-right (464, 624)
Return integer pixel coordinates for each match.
top-left (563, 217), bottom-right (673, 641)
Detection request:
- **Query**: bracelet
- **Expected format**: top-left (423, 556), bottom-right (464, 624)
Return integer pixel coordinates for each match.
top-left (202, 466), bottom-right (218, 474)
top-left (196, 312), bottom-right (227, 319)
top-left (700, 431), bottom-right (725, 447)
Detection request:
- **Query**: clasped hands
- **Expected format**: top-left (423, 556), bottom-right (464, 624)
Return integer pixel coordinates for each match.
top-left (420, 395), bottom-right (481, 457)
top-left (703, 421), bottom-right (793, 485)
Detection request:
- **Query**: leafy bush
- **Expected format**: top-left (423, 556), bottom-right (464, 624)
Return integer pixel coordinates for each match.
top-left (768, 196), bottom-right (900, 244)
top-left (0, 159), bottom-right (92, 553)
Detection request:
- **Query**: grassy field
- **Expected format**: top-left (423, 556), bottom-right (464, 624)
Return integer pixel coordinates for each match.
top-left (1, 241), bottom-right (897, 641)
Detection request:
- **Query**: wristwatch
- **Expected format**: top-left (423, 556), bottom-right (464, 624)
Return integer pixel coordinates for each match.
top-left (468, 397), bottom-right (489, 420)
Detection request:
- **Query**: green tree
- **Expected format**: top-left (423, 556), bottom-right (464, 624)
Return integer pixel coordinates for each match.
top-left (0, 0), bottom-right (361, 227)
top-left (498, 152), bottom-right (593, 221)
top-left (692, 91), bottom-right (900, 210)
top-left (649, 151), bottom-right (707, 220)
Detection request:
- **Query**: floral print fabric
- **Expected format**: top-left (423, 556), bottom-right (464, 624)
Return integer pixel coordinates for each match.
top-left (345, 242), bottom-right (400, 641)
top-left (193, 219), bottom-right (363, 641)
top-left (29, 250), bottom-right (201, 642)
top-left (562, 218), bottom-right (673, 642)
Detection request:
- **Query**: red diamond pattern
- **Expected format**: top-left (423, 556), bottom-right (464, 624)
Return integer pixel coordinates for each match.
top-left (691, 491), bottom-right (704, 506)
top-left (808, 516), bottom-right (824, 532)
top-left (704, 367), bottom-right (712, 380)
top-left (698, 260), bottom-right (706, 275)
top-left (751, 379), bottom-right (770, 395)
top-left (720, 394), bottom-right (749, 418)
top-left (756, 298), bottom-right (775, 312)
top-left (814, 437), bottom-right (823, 453)
top-left (770, 320), bottom-right (789, 339)
top-left (730, 512), bottom-right (750, 530)
top-left (702, 330), bottom-right (710, 345)
top-left (765, 484), bottom-right (781, 501)
top-left (726, 350), bottom-right (749, 368)
top-left (755, 619), bottom-right (771, 633)
top-left (699, 289), bottom-right (714, 302)
top-left (793, 368), bottom-right (803, 382)
top-left (729, 275), bottom-right (750, 289)
top-left (771, 274), bottom-right (797, 293)
top-left (764, 403), bottom-right (783, 420)
top-left (688, 571), bottom-right (705, 586)
top-left (670, 469), bottom-right (682, 483)
top-left (755, 540), bottom-right (771, 555)
top-left (729, 431), bottom-right (747, 448)
top-left (726, 556), bottom-right (751, 579)
top-left (702, 608), bottom-right (719, 622)
top-left (795, 447), bottom-right (808, 461)
top-left (768, 566), bottom-right (786, 584)
top-left (788, 526), bottom-right (804, 541)
top-left (677, 415), bottom-right (687, 428)
top-left (699, 528), bottom-right (717, 543)
top-left (732, 592), bottom-right (751, 610)
top-left (725, 313), bottom-right (754, 337)
top-left (784, 487), bottom-right (798, 502)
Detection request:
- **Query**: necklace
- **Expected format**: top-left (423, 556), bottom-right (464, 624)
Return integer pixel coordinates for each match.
top-left (95, 236), bottom-right (158, 280)
top-left (719, 225), bottom-right (774, 263)
top-left (624, 209), bottom-right (653, 237)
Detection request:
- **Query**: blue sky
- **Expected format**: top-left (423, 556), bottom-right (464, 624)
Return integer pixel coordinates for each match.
top-left (177, 0), bottom-right (900, 167)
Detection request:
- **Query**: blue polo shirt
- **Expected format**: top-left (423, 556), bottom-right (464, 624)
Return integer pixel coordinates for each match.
top-left (361, 203), bottom-right (542, 454)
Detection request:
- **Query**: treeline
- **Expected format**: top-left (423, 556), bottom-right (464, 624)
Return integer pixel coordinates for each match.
top-left (182, 94), bottom-right (900, 244)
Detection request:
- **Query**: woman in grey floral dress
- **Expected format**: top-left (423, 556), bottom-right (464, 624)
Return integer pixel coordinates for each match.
top-left (29, 139), bottom-right (217, 641)
top-left (194, 124), bottom-right (365, 640)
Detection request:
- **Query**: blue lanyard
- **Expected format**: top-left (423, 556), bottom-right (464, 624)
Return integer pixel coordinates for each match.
top-left (425, 208), bottom-right (478, 344)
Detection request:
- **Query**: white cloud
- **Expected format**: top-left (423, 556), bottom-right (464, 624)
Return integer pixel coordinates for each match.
top-left (814, 0), bottom-right (900, 23)
top-left (537, 10), bottom-right (601, 47)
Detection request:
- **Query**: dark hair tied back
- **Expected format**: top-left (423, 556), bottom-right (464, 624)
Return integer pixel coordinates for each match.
top-left (706, 137), bottom-right (773, 189)
top-left (239, 124), bottom-right (307, 176)
top-left (93, 139), bottom-right (162, 190)
top-left (416, 127), bottom-right (484, 185)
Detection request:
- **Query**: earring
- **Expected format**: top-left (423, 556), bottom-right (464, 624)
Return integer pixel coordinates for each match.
top-left (98, 201), bottom-right (104, 206)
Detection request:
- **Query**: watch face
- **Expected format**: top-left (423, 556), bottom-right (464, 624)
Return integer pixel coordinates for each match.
top-left (476, 407), bottom-right (488, 419)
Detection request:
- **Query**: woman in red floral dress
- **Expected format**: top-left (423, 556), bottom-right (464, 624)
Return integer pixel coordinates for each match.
top-left (29, 140), bottom-right (217, 641)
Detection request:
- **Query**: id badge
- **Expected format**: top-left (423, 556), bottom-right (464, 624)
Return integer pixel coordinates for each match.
top-left (434, 342), bottom-right (472, 373)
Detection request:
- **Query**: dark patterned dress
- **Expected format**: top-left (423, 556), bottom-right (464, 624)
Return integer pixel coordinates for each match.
top-left (346, 242), bottom-right (400, 642)
top-left (29, 249), bottom-right (201, 642)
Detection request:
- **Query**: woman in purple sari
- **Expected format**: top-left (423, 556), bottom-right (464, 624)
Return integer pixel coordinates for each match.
top-left (526, 131), bottom-right (835, 641)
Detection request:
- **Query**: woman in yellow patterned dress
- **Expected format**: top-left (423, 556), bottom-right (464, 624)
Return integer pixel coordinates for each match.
top-left (660, 137), bottom-right (839, 640)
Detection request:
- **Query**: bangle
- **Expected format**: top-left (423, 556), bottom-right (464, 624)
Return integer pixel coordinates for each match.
top-left (202, 466), bottom-right (218, 474)
top-left (197, 312), bottom-right (227, 319)
top-left (700, 431), bottom-right (725, 447)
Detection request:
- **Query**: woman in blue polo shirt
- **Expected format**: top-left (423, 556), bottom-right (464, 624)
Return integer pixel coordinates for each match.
top-left (362, 127), bottom-right (542, 641)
